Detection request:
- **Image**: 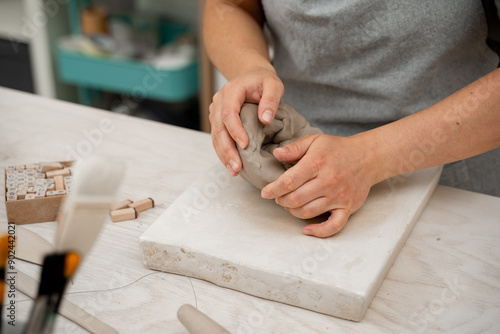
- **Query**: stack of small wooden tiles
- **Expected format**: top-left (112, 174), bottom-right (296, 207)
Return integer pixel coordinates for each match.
top-left (5, 162), bottom-right (72, 202)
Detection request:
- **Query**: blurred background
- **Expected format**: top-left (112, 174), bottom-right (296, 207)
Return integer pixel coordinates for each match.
top-left (0, 0), bottom-right (225, 132)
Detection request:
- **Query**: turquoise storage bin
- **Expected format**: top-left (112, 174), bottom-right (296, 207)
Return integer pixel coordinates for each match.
top-left (56, 48), bottom-right (198, 102)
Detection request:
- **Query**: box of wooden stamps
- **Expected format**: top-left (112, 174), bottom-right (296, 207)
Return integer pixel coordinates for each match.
top-left (4, 161), bottom-right (73, 224)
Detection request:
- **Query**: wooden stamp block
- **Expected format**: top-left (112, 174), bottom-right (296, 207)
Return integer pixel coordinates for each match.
top-left (17, 190), bottom-right (27, 199)
top-left (111, 208), bottom-right (138, 222)
top-left (46, 184), bottom-right (55, 190)
top-left (36, 173), bottom-right (46, 179)
top-left (45, 168), bottom-right (71, 178)
top-left (7, 195), bottom-right (17, 201)
top-left (40, 162), bottom-right (64, 172)
top-left (55, 190), bottom-right (66, 196)
top-left (15, 165), bottom-right (26, 170)
top-left (35, 191), bottom-right (46, 198)
top-left (25, 194), bottom-right (36, 200)
top-left (27, 187), bottom-right (36, 193)
top-left (7, 187), bottom-right (18, 193)
top-left (112, 199), bottom-right (133, 211)
top-left (44, 179), bottom-right (55, 184)
top-left (46, 191), bottom-right (57, 197)
top-left (54, 175), bottom-right (64, 191)
top-left (128, 198), bottom-right (155, 213)
top-left (36, 179), bottom-right (45, 187)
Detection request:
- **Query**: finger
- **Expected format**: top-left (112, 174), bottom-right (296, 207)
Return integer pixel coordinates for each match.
top-left (273, 134), bottom-right (320, 164)
top-left (211, 132), bottom-right (237, 176)
top-left (261, 159), bottom-right (316, 199)
top-left (303, 209), bottom-right (350, 238)
top-left (212, 125), bottom-right (240, 176)
top-left (258, 77), bottom-right (284, 124)
top-left (286, 197), bottom-right (331, 220)
top-left (220, 85), bottom-right (249, 149)
top-left (275, 178), bottom-right (323, 209)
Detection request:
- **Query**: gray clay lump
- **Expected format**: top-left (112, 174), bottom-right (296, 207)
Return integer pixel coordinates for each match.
top-left (237, 103), bottom-right (323, 189)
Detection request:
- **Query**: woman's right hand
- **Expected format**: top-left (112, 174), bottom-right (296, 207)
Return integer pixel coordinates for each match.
top-left (209, 66), bottom-right (284, 176)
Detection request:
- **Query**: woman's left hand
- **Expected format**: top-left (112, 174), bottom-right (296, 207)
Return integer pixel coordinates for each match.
top-left (261, 133), bottom-right (379, 238)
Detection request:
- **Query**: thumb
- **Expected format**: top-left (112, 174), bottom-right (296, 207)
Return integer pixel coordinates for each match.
top-left (303, 209), bottom-right (350, 238)
top-left (258, 77), bottom-right (283, 124)
top-left (273, 134), bottom-right (319, 163)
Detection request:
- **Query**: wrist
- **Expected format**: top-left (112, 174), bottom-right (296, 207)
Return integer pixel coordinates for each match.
top-left (350, 131), bottom-right (393, 187)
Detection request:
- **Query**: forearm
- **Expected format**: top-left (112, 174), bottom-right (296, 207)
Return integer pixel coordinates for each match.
top-left (203, 0), bottom-right (274, 79)
top-left (361, 68), bottom-right (500, 184)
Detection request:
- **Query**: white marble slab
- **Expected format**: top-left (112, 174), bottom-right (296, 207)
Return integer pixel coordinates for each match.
top-left (140, 163), bottom-right (442, 321)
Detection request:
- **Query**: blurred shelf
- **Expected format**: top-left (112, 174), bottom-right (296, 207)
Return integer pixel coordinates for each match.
top-left (57, 47), bottom-right (198, 103)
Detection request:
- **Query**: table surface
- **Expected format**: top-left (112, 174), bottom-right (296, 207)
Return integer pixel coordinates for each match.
top-left (0, 87), bottom-right (499, 333)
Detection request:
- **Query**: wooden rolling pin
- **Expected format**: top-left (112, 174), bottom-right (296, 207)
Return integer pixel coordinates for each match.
top-left (177, 304), bottom-right (230, 334)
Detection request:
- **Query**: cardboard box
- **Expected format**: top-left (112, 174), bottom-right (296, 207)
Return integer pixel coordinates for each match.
top-left (4, 161), bottom-right (73, 224)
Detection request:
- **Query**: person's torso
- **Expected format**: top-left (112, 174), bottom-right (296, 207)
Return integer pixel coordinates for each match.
top-left (262, 0), bottom-right (499, 136)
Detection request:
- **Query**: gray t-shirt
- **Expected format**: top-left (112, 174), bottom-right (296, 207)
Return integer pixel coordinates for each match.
top-left (262, 0), bottom-right (500, 196)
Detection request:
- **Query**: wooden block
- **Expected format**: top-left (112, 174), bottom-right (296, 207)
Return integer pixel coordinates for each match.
top-left (7, 191), bottom-right (16, 197)
top-left (25, 194), bottom-right (36, 200)
top-left (54, 175), bottom-right (64, 191)
top-left (111, 208), bottom-right (138, 222)
top-left (27, 187), bottom-right (35, 193)
top-left (36, 179), bottom-right (45, 187)
top-left (45, 168), bottom-right (71, 178)
top-left (36, 173), bottom-right (45, 179)
top-left (17, 186), bottom-right (28, 191)
top-left (46, 184), bottom-right (55, 190)
top-left (6, 166), bottom-right (15, 171)
top-left (40, 162), bottom-right (64, 172)
top-left (7, 187), bottom-right (18, 193)
top-left (128, 198), bottom-right (154, 213)
top-left (35, 191), bottom-right (46, 198)
top-left (15, 165), bottom-right (26, 170)
top-left (46, 191), bottom-right (57, 197)
top-left (7, 183), bottom-right (16, 188)
top-left (26, 181), bottom-right (35, 187)
top-left (44, 179), bottom-right (55, 184)
top-left (7, 195), bottom-right (17, 201)
top-left (55, 190), bottom-right (66, 196)
top-left (112, 199), bottom-right (133, 211)
top-left (25, 164), bottom-right (37, 170)
top-left (17, 190), bottom-right (27, 199)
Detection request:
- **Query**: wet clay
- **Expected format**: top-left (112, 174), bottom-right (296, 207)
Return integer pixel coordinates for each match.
top-left (237, 103), bottom-right (323, 189)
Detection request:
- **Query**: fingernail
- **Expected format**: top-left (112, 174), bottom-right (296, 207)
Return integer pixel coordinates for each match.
top-left (303, 229), bottom-right (313, 236)
top-left (261, 191), bottom-right (269, 199)
top-left (262, 110), bottom-right (273, 123)
top-left (236, 138), bottom-right (245, 149)
top-left (229, 160), bottom-right (239, 172)
top-left (226, 164), bottom-right (235, 175)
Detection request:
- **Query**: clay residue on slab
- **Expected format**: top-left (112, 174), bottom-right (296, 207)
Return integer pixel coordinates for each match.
top-left (237, 103), bottom-right (323, 189)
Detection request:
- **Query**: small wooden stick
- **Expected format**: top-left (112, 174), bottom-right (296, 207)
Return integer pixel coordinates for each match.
top-left (111, 199), bottom-right (133, 211)
top-left (128, 198), bottom-right (154, 213)
top-left (110, 208), bottom-right (138, 222)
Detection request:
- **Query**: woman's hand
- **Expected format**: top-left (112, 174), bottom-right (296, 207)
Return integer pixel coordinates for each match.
top-left (209, 67), bottom-right (284, 176)
top-left (261, 133), bottom-right (380, 238)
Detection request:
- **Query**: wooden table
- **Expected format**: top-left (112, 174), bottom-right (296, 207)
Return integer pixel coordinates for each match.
top-left (1, 87), bottom-right (499, 333)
